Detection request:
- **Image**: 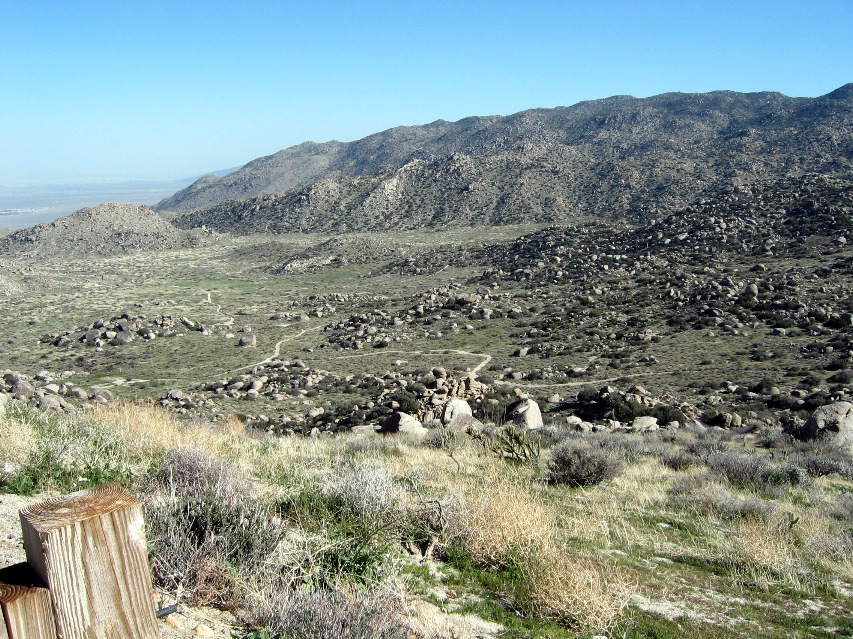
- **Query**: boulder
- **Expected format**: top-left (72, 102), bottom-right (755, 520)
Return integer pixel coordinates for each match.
top-left (91, 389), bottom-right (115, 404)
top-left (504, 397), bottom-right (543, 430)
top-left (238, 334), bottom-right (257, 347)
top-left (630, 415), bottom-right (659, 432)
top-left (442, 398), bottom-right (473, 426)
top-left (38, 395), bottom-right (62, 411)
top-left (69, 387), bottom-right (89, 400)
top-left (111, 331), bottom-right (135, 345)
top-left (444, 414), bottom-right (484, 432)
top-left (379, 411), bottom-right (427, 438)
top-left (792, 401), bottom-right (853, 453)
top-left (12, 380), bottom-right (35, 400)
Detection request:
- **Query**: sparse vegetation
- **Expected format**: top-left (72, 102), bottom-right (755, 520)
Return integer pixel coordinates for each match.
top-left (1, 153), bottom-right (853, 636)
top-left (0, 395), bottom-right (851, 637)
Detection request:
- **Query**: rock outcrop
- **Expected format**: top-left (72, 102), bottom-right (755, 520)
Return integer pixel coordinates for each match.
top-left (791, 401), bottom-right (853, 453)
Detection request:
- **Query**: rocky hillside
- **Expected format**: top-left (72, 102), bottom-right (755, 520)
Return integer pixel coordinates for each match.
top-left (0, 203), bottom-right (213, 258)
top-left (162, 84), bottom-right (852, 233)
top-left (480, 174), bottom-right (853, 283)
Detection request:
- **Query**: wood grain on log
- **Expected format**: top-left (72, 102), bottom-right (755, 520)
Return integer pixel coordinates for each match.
top-left (0, 562), bottom-right (56, 639)
top-left (20, 484), bottom-right (158, 639)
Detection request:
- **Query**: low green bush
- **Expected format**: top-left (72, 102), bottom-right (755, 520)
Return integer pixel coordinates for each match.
top-left (547, 442), bottom-right (622, 487)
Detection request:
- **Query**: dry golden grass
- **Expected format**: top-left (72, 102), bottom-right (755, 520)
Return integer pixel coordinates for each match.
top-left (91, 401), bottom-right (226, 456)
top-left (446, 473), bottom-right (554, 567)
top-left (0, 412), bottom-right (36, 468)
top-left (444, 470), bottom-right (637, 630)
top-left (524, 543), bottom-right (635, 630)
top-left (90, 402), bottom-right (284, 477)
top-left (729, 516), bottom-right (799, 576)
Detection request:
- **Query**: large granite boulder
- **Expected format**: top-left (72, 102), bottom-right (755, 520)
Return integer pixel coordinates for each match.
top-left (379, 411), bottom-right (428, 438)
top-left (791, 401), bottom-right (853, 453)
top-left (442, 398), bottom-right (473, 426)
top-left (504, 397), bottom-right (543, 430)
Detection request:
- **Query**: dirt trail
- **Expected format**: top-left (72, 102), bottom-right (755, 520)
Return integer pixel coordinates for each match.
top-left (331, 348), bottom-right (492, 374)
top-left (233, 326), bottom-right (323, 374)
top-left (201, 291), bottom-right (233, 328)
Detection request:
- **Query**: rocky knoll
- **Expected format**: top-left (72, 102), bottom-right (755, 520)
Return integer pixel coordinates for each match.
top-left (163, 85), bottom-right (852, 232)
top-left (40, 313), bottom-right (214, 349)
top-left (158, 358), bottom-right (494, 434)
top-left (0, 203), bottom-right (212, 258)
top-left (0, 369), bottom-right (113, 412)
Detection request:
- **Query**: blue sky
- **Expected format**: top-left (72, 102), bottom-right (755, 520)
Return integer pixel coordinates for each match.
top-left (1, 0), bottom-right (850, 187)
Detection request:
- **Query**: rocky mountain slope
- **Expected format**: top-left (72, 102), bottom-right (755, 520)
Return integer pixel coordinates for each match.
top-left (0, 203), bottom-right (213, 258)
top-left (161, 84), bottom-right (852, 234)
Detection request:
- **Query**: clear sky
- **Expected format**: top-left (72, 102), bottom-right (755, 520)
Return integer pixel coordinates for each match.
top-left (1, 0), bottom-right (851, 187)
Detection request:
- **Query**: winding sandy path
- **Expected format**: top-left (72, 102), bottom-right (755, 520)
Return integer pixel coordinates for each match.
top-left (331, 348), bottom-right (493, 375)
top-left (229, 326), bottom-right (323, 374)
top-left (201, 291), bottom-right (233, 328)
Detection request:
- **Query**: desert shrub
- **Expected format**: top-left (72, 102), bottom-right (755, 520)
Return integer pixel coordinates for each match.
top-left (686, 439), bottom-right (727, 462)
top-left (590, 433), bottom-right (659, 463)
top-left (523, 543), bottom-right (634, 631)
top-left (661, 451), bottom-right (696, 471)
top-left (727, 515), bottom-right (801, 582)
top-left (327, 460), bottom-right (405, 525)
top-left (423, 426), bottom-right (466, 452)
top-left (668, 473), bottom-right (779, 520)
top-left (827, 493), bottom-right (853, 521)
top-left (707, 452), bottom-right (770, 487)
top-left (711, 493), bottom-right (780, 521)
top-left (244, 589), bottom-right (410, 639)
top-left (407, 381), bottom-right (427, 394)
top-left (536, 423), bottom-right (576, 448)
top-left (387, 389), bottom-right (420, 414)
top-left (144, 449), bottom-right (283, 609)
top-left (828, 369), bottom-right (853, 384)
top-left (576, 387), bottom-right (599, 404)
top-left (445, 478), bottom-right (553, 568)
top-left (470, 425), bottom-right (541, 464)
top-left (445, 478), bottom-right (634, 631)
top-left (647, 404), bottom-right (687, 425)
top-left (707, 452), bottom-right (811, 490)
top-left (546, 441), bottom-right (622, 487)
top-left (273, 462), bottom-right (404, 586)
top-left (799, 374), bottom-right (823, 388)
top-left (789, 449), bottom-right (853, 479)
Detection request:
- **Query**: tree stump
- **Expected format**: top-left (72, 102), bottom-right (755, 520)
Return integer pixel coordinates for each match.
top-left (0, 563), bottom-right (56, 639)
top-left (19, 484), bottom-right (158, 639)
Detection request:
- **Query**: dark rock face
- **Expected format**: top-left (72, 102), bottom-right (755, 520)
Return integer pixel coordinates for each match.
top-left (163, 85), bottom-right (853, 234)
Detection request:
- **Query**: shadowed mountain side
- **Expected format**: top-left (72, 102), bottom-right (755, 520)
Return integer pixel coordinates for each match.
top-left (157, 85), bottom-right (853, 225)
top-left (0, 203), bottom-right (214, 258)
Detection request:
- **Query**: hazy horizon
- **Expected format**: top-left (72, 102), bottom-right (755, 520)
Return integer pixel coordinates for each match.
top-left (0, 179), bottom-right (193, 230)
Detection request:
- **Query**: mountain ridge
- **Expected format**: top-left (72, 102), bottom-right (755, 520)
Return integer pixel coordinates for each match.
top-left (157, 85), bottom-right (852, 234)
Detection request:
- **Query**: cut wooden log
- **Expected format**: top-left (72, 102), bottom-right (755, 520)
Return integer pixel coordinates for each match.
top-left (0, 563), bottom-right (56, 639)
top-left (20, 484), bottom-right (158, 639)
